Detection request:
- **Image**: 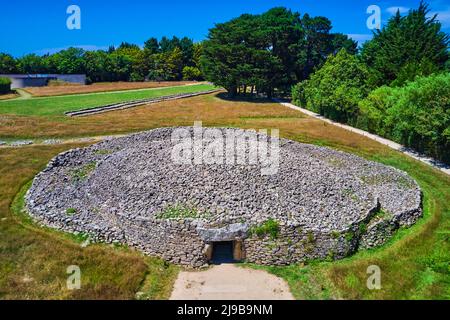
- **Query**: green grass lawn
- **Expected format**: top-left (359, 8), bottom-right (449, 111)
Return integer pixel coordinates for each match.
top-left (0, 83), bottom-right (216, 116)
top-left (243, 148), bottom-right (450, 300)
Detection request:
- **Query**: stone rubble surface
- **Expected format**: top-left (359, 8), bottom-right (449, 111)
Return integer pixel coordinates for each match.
top-left (26, 127), bottom-right (422, 266)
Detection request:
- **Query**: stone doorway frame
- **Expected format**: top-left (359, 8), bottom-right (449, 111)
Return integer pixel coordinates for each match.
top-left (205, 239), bottom-right (245, 263)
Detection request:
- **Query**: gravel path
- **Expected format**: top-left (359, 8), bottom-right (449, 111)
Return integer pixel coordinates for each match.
top-left (170, 264), bottom-right (294, 300)
top-left (25, 127), bottom-right (422, 266)
top-left (277, 100), bottom-right (450, 176)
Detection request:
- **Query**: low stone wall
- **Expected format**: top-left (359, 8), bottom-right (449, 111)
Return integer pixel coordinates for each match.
top-left (25, 200), bottom-right (422, 268)
top-left (25, 127), bottom-right (423, 267)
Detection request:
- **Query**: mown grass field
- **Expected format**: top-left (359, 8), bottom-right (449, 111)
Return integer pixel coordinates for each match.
top-left (23, 81), bottom-right (196, 97)
top-left (0, 83), bottom-right (216, 116)
top-left (0, 92), bottom-right (448, 299)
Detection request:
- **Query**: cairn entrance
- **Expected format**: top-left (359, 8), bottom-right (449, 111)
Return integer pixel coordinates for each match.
top-left (26, 127), bottom-right (423, 267)
top-left (211, 242), bottom-right (234, 264)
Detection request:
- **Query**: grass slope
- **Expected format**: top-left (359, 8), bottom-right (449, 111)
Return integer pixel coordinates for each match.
top-left (0, 93), bottom-right (448, 299)
top-left (0, 145), bottom-right (179, 299)
top-left (0, 83), bottom-right (216, 116)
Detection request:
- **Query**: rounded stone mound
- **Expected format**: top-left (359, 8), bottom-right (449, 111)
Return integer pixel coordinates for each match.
top-left (26, 127), bottom-right (422, 267)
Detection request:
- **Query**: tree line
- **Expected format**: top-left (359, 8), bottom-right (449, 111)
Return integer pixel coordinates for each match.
top-left (201, 7), bottom-right (357, 98)
top-left (292, 2), bottom-right (450, 163)
top-left (0, 7), bottom-right (357, 94)
top-left (0, 36), bottom-right (204, 83)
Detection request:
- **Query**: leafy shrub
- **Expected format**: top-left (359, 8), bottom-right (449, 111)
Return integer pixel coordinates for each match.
top-left (356, 86), bottom-right (396, 135)
top-left (66, 208), bottom-right (77, 215)
top-left (250, 219), bottom-right (280, 239)
top-left (391, 58), bottom-right (440, 87)
top-left (182, 66), bottom-right (202, 81)
top-left (358, 73), bottom-right (450, 163)
top-left (0, 77), bottom-right (11, 94)
top-left (292, 49), bottom-right (371, 123)
top-left (360, 2), bottom-right (449, 86)
top-left (70, 161), bottom-right (97, 182)
top-left (129, 72), bottom-right (145, 82)
top-left (291, 81), bottom-right (307, 106)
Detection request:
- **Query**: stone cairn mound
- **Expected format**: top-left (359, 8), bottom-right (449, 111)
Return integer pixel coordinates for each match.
top-left (26, 128), bottom-right (422, 267)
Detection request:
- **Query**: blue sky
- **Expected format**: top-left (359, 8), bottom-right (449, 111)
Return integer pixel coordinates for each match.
top-left (0, 0), bottom-right (449, 56)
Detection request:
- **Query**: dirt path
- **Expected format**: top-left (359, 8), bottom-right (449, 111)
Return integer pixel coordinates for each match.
top-left (14, 89), bottom-right (33, 100)
top-left (170, 264), bottom-right (294, 300)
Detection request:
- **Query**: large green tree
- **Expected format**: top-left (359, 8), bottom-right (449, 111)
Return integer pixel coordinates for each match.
top-left (293, 49), bottom-right (371, 123)
top-left (201, 7), bottom-right (356, 97)
top-left (361, 1), bottom-right (449, 86)
top-left (17, 54), bottom-right (48, 74)
top-left (48, 47), bottom-right (86, 74)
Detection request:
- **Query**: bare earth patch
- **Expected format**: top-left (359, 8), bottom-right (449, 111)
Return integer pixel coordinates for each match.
top-left (170, 264), bottom-right (294, 300)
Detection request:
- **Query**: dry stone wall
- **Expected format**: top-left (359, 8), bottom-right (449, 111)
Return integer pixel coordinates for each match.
top-left (25, 128), bottom-right (422, 267)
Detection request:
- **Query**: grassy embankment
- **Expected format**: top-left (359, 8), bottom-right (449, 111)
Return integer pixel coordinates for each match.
top-left (0, 93), bottom-right (448, 299)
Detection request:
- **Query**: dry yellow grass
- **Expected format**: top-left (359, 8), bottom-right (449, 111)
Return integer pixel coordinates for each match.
top-left (0, 145), bottom-right (179, 299)
top-left (0, 93), bottom-right (19, 101)
top-left (0, 92), bottom-right (448, 299)
top-left (23, 81), bottom-right (197, 97)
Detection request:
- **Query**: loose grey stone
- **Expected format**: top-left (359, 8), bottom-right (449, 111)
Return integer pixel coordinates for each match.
top-left (25, 127), bottom-right (422, 267)
top-left (11, 140), bottom-right (33, 146)
top-left (43, 139), bottom-right (63, 145)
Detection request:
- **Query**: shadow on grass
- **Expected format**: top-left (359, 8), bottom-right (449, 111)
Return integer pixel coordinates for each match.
top-left (214, 92), bottom-right (275, 104)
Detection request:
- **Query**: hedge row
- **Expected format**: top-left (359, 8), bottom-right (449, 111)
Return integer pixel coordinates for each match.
top-left (0, 77), bottom-right (11, 94)
top-left (293, 70), bottom-right (450, 164)
top-left (357, 73), bottom-right (450, 163)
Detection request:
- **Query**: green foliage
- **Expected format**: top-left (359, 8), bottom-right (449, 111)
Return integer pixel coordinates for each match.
top-left (359, 223), bottom-right (368, 235)
top-left (48, 47), bottom-right (86, 74)
top-left (0, 77), bottom-right (11, 94)
top-left (291, 81), bottom-right (307, 106)
top-left (66, 208), bottom-right (77, 216)
top-left (155, 204), bottom-right (206, 220)
top-left (345, 231), bottom-right (355, 242)
top-left (361, 1), bottom-right (449, 86)
top-left (0, 53), bottom-right (18, 74)
top-left (2, 35), bottom-right (199, 84)
top-left (144, 37), bottom-right (160, 54)
top-left (294, 49), bottom-right (371, 123)
top-left (297, 15), bottom-right (357, 80)
top-left (358, 73), bottom-right (450, 163)
top-left (182, 66), bottom-right (202, 81)
top-left (70, 162), bottom-right (97, 182)
top-left (250, 219), bottom-right (280, 239)
top-left (201, 7), bottom-right (356, 98)
top-left (17, 54), bottom-right (49, 74)
top-left (356, 86), bottom-right (396, 135)
top-left (331, 231), bottom-right (341, 239)
top-left (391, 58), bottom-right (440, 87)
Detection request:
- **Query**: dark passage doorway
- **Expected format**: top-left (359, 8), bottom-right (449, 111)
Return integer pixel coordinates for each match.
top-left (211, 241), bottom-right (234, 264)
